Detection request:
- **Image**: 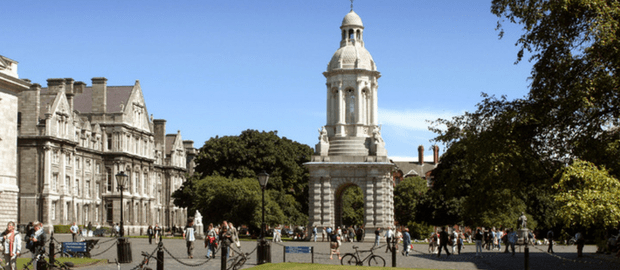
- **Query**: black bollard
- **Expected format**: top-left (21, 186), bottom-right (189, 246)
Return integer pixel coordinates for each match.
top-left (156, 241), bottom-right (164, 270)
top-left (524, 245), bottom-right (530, 270)
top-left (221, 245), bottom-right (228, 270)
top-left (392, 237), bottom-right (397, 267)
top-left (49, 233), bottom-right (55, 266)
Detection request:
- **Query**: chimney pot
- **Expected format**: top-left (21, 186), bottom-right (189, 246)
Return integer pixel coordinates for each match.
top-left (418, 145), bottom-right (425, 165)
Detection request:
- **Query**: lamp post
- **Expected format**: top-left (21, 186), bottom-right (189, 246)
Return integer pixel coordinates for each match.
top-left (257, 171), bottom-right (270, 264)
top-left (115, 171), bottom-right (132, 263)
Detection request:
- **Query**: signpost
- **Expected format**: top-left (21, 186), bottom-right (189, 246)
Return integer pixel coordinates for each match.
top-left (283, 246), bottom-right (314, 263)
top-left (63, 242), bottom-right (87, 254)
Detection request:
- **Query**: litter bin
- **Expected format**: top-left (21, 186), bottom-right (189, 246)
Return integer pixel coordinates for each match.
top-left (117, 237), bottom-right (132, 263)
top-left (256, 239), bottom-right (271, 264)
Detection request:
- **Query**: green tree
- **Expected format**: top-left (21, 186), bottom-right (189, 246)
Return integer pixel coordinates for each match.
top-left (553, 159), bottom-right (620, 228)
top-left (491, 0), bottom-right (620, 161)
top-left (394, 177), bottom-right (428, 226)
top-left (174, 129), bottom-right (314, 227)
top-left (341, 186), bottom-right (364, 226)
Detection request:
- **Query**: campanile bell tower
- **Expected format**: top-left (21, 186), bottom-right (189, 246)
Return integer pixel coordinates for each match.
top-left (305, 7), bottom-right (394, 240)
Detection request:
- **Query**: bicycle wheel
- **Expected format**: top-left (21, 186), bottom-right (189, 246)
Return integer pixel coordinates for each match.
top-left (233, 257), bottom-right (246, 270)
top-left (341, 253), bottom-right (358, 265)
top-left (368, 255), bottom-right (385, 267)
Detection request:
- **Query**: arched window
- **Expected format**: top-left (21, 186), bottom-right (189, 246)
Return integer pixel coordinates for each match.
top-left (348, 29), bottom-right (354, 40)
top-left (345, 89), bottom-right (355, 124)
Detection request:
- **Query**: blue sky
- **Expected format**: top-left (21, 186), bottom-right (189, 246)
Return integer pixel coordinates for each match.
top-left (2, 0), bottom-right (533, 160)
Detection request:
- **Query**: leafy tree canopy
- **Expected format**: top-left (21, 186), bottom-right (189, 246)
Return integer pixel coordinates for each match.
top-left (553, 159), bottom-right (620, 228)
top-left (341, 186), bottom-right (364, 227)
top-left (173, 129), bottom-right (313, 229)
top-left (394, 177), bottom-right (429, 226)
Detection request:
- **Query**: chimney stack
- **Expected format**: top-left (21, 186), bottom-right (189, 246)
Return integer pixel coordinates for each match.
top-left (153, 119), bottom-right (166, 148)
top-left (19, 83), bottom-right (41, 135)
top-left (91, 77), bottom-right (107, 113)
top-left (47, 78), bottom-right (65, 93)
top-left (418, 145), bottom-right (424, 165)
top-left (433, 145), bottom-right (439, 164)
top-left (74, 81), bottom-right (86, 94)
top-left (64, 78), bottom-right (75, 112)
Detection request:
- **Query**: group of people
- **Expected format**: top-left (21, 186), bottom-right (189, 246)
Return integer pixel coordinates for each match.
top-left (145, 224), bottom-right (163, 244)
top-left (316, 225), bottom-right (365, 243)
top-left (181, 219), bottom-right (240, 260)
top-left (0, 221), bottom-right (46, 270)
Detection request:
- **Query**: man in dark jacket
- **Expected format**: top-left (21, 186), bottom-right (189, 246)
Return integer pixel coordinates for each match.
top-left (437, 227), bottom-right (451, 257)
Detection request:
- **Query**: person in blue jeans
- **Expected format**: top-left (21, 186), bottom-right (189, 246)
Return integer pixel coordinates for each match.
top-left (312, 226), bottom-right (318, 242)
top-left (375, 227), bottom-right (381, 246)
top-left (205, 223), bottom-right (216, 259)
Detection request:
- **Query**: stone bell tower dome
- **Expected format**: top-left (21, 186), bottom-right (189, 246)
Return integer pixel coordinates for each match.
top-left (316, 9), bottom-right (386, 158)
top-left (305, 8), bottom-right (394, 238)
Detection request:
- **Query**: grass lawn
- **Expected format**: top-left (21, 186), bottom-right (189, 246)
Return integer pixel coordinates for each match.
top-left (249, 262), bottom-right (445, 270)
top-left (15, 257), bottom-right (107, 269)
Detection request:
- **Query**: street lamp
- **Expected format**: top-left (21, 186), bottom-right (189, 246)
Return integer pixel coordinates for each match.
top-left (115, 171), bottom-right (132, 263)
top-left (257, 170), bottom-right (270, 264)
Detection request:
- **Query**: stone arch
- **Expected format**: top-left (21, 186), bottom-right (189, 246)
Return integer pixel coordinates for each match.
top-left (334, 182), bottom-right (364, 228)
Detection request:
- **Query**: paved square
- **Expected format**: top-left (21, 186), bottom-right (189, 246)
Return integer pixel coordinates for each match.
top-left (44, 234), bottom-right (618, 270)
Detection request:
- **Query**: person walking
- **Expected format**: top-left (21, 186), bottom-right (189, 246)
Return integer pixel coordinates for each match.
top-left (437, 227), bottom-right (451, 257)
top-left (147, 225), bottom-right (154, 245)
top-left (384, 227), bottom-right (394, 253)
top-left (375, 227), bottom-right (381, 247)
top-left (321, 227), bottom-right (326, 242)
top-left (457, 230), bottom-right (464, 255)
top-left (312, 226), bottom-right (318, 242)
top-left (1, 221), bottom-right (21, 270)
top-left (402, 228), bottom-right (411, 256)
top-left (228, 222), bottom-right (239, 256)
top-left (87, 222), bottom-right (93, 237)
top-left (475, 228), bottom-right (483, 256)
top-left (183, 219), bottom-right (196, 259)
top-left (329, 231), bottom-right (341, 260)
top-left (205, 223), bottom-right (216, 259)
top-left (219, 222), bottom-right (232, 259)
top-left (547, 229), bottom-right (554, 253)
top-left (576, 231), bottom-right (585, 257)
top-left (451, 229), bottom-right (458, 254)
top-left (31, 222), bottom-right (46, 270)
top-left (70, 222), bottom-right (79, 242)
top-left (154, 224), bottom-right (161, 243)
top-left (508, 229), bottom-right (518, 256)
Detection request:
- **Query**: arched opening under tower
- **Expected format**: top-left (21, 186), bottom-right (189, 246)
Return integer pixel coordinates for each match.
top-left (334, 183), bottom-right (364, 228)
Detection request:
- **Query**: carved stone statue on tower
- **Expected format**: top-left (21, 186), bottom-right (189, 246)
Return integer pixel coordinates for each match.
top-left (315, 126), bottom-right (330, 156)
top-left (371, 125), bottom-right (387, 156)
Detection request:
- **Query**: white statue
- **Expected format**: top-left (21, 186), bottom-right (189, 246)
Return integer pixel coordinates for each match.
top-left (195, 211), bottom-right (203, 225)
top-left (316, 126), bottom-right (330, 156)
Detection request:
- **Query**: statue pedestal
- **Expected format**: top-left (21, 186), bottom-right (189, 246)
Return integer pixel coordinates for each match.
top-left (518, 228), bottom-right (529, 245)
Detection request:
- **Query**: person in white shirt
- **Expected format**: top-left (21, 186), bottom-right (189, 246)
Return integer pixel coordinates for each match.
top-left (1, 221), bottom-right (21, 270)
top-left (183, 220), bottom-right (196, 259)
top-left (70, 222), bottom-right (79, 242)
top-left (385, 227), bottom-right (394, 253)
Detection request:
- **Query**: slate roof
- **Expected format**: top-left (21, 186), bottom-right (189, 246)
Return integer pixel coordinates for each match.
top-left (392, 161), bottom-right (437, 178)
top-left (39, 86), bottom-right (133, 117)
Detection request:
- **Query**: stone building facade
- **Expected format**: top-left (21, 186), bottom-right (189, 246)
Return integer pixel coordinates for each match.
top-left (17, 76), bottom-right (195, 233)
top-left (0, 55), bottom-right (30, 227)
top-left (305, 10), bottom-right (394, 240)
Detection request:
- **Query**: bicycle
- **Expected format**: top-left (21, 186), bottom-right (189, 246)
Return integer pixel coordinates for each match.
top-left (130, 251), bottom-right (161, 270)
top-left (341, 245), bottom-right (386, 267)
top-left (23, 248), bottom-right (74, 270)
top-left (226, 247), bottom-right (249, 270)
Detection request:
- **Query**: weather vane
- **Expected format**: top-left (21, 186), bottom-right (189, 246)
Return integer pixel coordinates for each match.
top-left (350, 0), bottom-right (354, 10)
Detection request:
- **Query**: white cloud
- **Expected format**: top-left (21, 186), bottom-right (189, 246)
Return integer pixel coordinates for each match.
top-left (378, 108), bottom-right (462, 132)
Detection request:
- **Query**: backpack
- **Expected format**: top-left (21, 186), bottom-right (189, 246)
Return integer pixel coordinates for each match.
top-left (330, 233), bottom-right (338, 242)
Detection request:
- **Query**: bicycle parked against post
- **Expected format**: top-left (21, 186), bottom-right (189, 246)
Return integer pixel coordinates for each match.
top-left (130, 251), bottom-right (161, 270)
top-left (341, 245), bottom-right (386, 267)
top-left (226, 247), bottom-right (249, 270)
top-left (23, 248), bottom-right (74, 270)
